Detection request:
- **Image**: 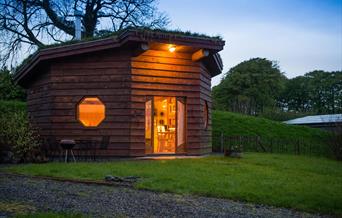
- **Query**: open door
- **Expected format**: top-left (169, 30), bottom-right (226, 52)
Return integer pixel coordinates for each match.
top-left (176, 98), bottom-right (186, 153)
top-left (145, 99), bottom-right (153, 154)
top-left (145, 96), bottom-right (186, 154)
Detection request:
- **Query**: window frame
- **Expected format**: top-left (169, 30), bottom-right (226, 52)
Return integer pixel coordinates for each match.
top-left (76, 96), bottom-right (106, 128)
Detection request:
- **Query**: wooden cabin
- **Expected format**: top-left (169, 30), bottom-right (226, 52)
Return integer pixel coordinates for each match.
top-left (14, 29), bottom-right (225, 157)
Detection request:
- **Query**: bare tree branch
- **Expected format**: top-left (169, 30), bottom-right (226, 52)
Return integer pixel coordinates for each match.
top-left (34, 0), bottom-right (75, 36)
top-left (0, 0), bottom-right (170, 68)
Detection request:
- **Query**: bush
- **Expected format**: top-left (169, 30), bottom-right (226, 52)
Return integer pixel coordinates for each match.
top-left (0, 100), bottom-right (26, 113)
top-left (0, 100), bottom-right (41, 163)
top-left (0, 67), bottom-right (26, 101)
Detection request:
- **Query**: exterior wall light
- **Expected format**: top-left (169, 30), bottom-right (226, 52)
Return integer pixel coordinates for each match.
top-left (168, 45), bottom-right (176, 52)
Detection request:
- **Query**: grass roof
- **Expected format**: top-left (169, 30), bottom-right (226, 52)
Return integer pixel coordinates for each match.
top-left (15, 27), bottom-right (223, 75)
top-left (42, 27), bottom-right (223, 49)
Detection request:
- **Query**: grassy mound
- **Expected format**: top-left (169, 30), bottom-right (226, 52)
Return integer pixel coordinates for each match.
top-left (212, 111), bottom-right (331, 155)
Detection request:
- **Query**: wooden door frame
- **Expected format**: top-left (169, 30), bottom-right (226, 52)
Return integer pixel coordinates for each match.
top-left (176, 97), bottom-right (187, 154)
top-left (145, 96), bottom-right (154, 154)
top-left (144, 96), bottom-right (187, 155)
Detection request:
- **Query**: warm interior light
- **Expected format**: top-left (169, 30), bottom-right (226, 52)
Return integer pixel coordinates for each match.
top-left (154, 97), bottom-right (176, 153)
top-left (168, 45), bottom-right (176, 52)
top-left (78, 97), bottom-right (105, 127)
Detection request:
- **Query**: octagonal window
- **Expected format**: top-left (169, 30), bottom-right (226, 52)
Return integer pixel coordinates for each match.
top-left (77, 97), bottom-right (105, 127)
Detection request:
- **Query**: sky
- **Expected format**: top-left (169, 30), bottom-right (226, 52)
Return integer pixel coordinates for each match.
top-left (158, 0), bottom-right (342, 86)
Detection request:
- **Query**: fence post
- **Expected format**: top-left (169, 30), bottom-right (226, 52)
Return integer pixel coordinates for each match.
top-left (220, 132), bottom-right (224, 152)
top-left (239, 136), bottom-right (241, 149)
top-left (309, 143), bottom-right (312, 155)
top-left (255, 136), bottom-right (258, 152)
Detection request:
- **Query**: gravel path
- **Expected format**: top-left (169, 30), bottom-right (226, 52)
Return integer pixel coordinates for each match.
top-left (0, 172), bottom-right (326, 218)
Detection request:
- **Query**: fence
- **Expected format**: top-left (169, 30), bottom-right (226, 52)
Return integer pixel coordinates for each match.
top-left (212, 132), bottom-right (330, 157)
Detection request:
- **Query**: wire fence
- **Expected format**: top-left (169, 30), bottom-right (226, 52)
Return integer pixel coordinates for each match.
top-left (212, 132), bottom-right (331, 157)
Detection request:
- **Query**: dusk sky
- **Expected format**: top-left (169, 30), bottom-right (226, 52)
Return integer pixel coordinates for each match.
top-left (158, 0), bottom-right (342, 86)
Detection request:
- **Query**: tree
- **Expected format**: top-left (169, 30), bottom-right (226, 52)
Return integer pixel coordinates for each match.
top-left (278, 76), bottom-right (311, 113)
top-left (213, 58), bottom-right (286, 115)
top-left (305, 70), bottom-right (342, 114)
top-left (0, 0), bottom-right (169, 67)
top-left (277, 70), bottom-right (342, 115)
top-left (0, 67), bottom-right (26, 101)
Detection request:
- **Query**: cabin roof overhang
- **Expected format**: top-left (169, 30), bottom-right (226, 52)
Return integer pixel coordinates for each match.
top-left (14, 29), bottom-right (225, 86)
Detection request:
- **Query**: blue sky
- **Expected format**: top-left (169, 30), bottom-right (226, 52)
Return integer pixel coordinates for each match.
top-left (158, 0), bottom-right (342, 86)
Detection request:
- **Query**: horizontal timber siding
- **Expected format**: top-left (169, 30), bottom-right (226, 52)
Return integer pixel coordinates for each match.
top-left (26, 47), bottom-right (213, 157)
top-left (200, 64), bottom-right (212, 153)
top-left (27, 69), bottom-right (52, 139)
top-left (130, 49), bottom-right (210, 155)
top-left (48, 49), bottom-right (132, 156)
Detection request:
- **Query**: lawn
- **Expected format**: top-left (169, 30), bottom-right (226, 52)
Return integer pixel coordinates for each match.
top-left (16, 212), bottom-right (83, 218)
top-left (4, 153), bottom-right (342, 216)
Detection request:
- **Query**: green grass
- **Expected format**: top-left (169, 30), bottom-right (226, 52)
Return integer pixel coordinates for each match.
top-left (16, 212), bottom-right (84, 218)
top-left (0, 201), bottom-right (83, 217)
top-left (212, 111), bottom-right (331, 155)
top-left (0, 201), bottom-right (35, 215)
top-left (4, 153), bottom-right (342, 216)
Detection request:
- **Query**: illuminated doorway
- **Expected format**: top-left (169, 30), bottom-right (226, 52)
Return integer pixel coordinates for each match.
top-left (145, 97), bottom-right (185, 154)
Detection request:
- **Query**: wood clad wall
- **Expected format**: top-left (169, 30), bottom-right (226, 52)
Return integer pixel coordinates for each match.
top-left (27, 70), bottom-right (53, 138)
top-left (48, 49), bottom-right (132, 156)
top-left (130, 49), bottom-right (210, 156)
top-left (200, 63), bottom-right (213, 154)
top-left (27, 47), bottom-right (213, 157)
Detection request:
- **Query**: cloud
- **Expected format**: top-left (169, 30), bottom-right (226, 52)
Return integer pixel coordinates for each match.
top-left (159, 0), bottom-right (342, 87)
top-left (212, 21), bottom-right (342, 86)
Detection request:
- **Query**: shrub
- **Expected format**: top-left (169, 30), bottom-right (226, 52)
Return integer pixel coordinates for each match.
top-left (0, 100), bottom-right (41, 163)
top-left (0, 100), bottom-right (26, 113)
top-left (0, 67), bottom-right (26, 101)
